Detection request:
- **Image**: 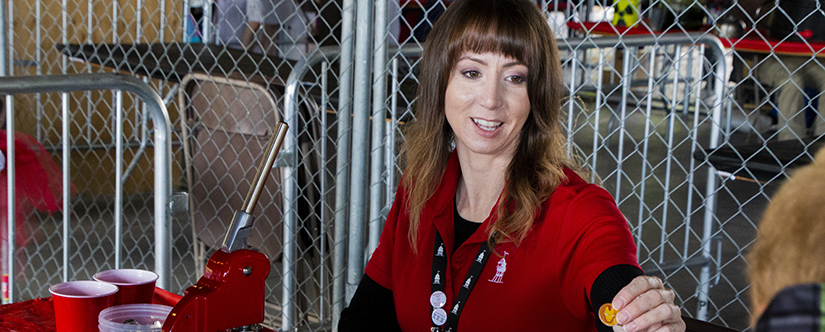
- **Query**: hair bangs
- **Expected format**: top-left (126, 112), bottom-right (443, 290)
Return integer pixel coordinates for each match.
top-left (446, 13), bottom-right (537, 72)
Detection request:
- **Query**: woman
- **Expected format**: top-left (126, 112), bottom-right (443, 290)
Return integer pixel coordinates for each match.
top-left (339, 0), bottom-right (685, 331)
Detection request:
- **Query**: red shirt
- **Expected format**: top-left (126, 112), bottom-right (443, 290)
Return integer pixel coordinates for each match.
top-left (365, 152), bottom-right (639, 331)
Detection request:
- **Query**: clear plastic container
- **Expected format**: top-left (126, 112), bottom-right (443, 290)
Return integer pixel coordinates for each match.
top-left (98, 303), bottom-right (173, 332)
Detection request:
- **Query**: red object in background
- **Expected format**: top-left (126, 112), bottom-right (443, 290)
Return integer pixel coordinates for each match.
top-left (0, 131), bottom-right (76, 291)
top-left (0, 131), bottom-right (76, 270)
top-left (3, 274), bottom-right (8, 302)
top-left (162, 248), bottom-right (271, 332)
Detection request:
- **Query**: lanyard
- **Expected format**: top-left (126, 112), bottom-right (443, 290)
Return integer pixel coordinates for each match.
top-left (429, 230), bottom-right (491, 332)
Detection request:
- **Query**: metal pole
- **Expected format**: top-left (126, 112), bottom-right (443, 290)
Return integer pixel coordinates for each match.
top-left (697, 36), bottom-right (727, 322)
top-left (637, 48), bottom-right (656, 260)
top-left (38, 0), bottom-right (44, 141)
top-left (160, 0), bottom-right (166, 42)
top-left (85, 0), bottom-right (91, 141)
top-left (203, 0), bottom-right (211, 43)
top-left (61, 92), bottom-right (69, 284)
top-left (0, 73), bottom-right (174, 289)
top-left (333, 0), bottom-right (356, 327)
top-left (347, 0), bottom-right (373, 303)
top-left (660, 45), bottom-right (682, 264)
top-left (61, 0), bottom-right (70, 287)
top-left (137, 0), bottom-right (143, 41)
top-left (615, 46), bottom-right (632, 202)
top-left (566, 50), bottom-right (577, 158)
top-left (684, 55), bottom-right (704, 259)
top-left (281, 86), bottom-right (297, 331)
top-left (112, 0), bottom-right (118, 43)
top-left (115, 90), bottom-right (123, 268)
top-left (590, 50), bottom-right (604, 183)
top-left (0, 0), bottom-right (11, 304)
top-left (320, 61), bottom-right (329, 322)
top-left (368, 0), bottom-right (388, 256)
top-left (0, 0), bottom-right (7, 79)
top-left (386, 58), bottom-right (398, 211)
top-left (4, 105), bottom-right (12, 304)
top-left (183, 0), bottom-right (191, 42)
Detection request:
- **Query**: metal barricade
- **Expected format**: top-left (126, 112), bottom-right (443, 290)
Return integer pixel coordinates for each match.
top-left (0, 73), bottom-right (172, 301)
top-left (557, 33), bottom-right (728, 321)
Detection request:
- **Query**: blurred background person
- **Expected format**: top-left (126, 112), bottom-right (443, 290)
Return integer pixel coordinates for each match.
top-left (214, 0), bottom-right (292, 54)
top-left (748, 146), bottom-right (825, 330)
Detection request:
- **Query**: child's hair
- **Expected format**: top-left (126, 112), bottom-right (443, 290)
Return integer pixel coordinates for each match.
top-left (748, 145), bottom-right (825, 326)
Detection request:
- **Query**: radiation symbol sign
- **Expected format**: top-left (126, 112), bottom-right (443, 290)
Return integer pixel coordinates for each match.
top-left (612, 0), bottom-right (639, 27)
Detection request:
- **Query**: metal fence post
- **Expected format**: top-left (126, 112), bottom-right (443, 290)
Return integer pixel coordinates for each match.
top-left (333, 0), bottom-right (357, 327)
top-left (345, 0), bottom-right (373, 304)
top-left (368, 0), bottom-right (388, 259)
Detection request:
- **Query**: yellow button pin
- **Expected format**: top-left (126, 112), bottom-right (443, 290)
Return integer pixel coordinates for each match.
top-left (599, 303), bottom-right (618, 326)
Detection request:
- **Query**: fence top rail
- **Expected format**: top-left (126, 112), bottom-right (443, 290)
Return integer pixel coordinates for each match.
top-left (0, 73), bottom-right (171, 128)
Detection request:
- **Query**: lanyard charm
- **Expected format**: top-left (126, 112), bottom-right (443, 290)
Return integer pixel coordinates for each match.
top-left (431, 307), bottom-right (448, 326)
top-left (430, 290), bottom-right (447, 308)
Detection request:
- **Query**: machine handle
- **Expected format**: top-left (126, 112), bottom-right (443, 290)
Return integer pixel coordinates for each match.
top-left (221, 121), bottom-right (288, 252)
top-left (241, 121), bottom-right (289, 214)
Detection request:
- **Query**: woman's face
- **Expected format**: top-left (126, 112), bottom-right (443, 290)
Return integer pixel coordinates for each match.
top-left (445, 51), bottom-right (531, 161)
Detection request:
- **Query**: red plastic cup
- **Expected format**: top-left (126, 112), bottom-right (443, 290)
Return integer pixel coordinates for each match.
top-left (93, 269), bottom-right (159, 305)
top-left (49, 280), bottom-right (118, 332)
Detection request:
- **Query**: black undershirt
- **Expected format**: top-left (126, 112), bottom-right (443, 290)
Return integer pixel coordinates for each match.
top-left (453, 206), bottom-right (482, 251)
top-left (339, 208), bottom-right (644, 331)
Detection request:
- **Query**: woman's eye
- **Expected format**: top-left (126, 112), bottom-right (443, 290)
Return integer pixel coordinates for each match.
top-left (507, 75), bottom-right (525, 84)
top-left (462, 70), bottom-right (480, 78)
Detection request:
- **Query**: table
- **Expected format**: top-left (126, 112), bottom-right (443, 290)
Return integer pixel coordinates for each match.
top-left (0, 288), bottom-right (183, 330)
top-left (0, 287), bottom-right (278, 331)
top-left (720, 31), bottom-right (825, 57)
top-left (697, 138), bottom-right (824, 182)
top-left (56, 43), bottom-right (294, 84)
top-left (568, 21), bottom-right (825, 56)
top-left (567, 21), bottom-right (694, 36)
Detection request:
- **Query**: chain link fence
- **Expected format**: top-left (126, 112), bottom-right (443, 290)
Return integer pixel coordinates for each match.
top-left (0, 0), bottom-right (822, 331)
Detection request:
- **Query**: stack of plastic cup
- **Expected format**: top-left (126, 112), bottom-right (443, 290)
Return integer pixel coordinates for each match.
top-left (98, 303), bottom-right (173, 332)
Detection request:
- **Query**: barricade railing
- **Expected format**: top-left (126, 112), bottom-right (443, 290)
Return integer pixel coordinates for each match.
top-left (557, 33), bottom-right (727, 321)
top-left (0, 73), bottom-right (173, 300)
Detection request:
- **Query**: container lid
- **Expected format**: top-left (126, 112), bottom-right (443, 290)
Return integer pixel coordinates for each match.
top-left (98, 303), bottom-right (173, 331)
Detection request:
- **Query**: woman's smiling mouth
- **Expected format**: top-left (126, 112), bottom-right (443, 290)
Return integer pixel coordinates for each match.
top-left (472, 118), bottom-right (503, 132)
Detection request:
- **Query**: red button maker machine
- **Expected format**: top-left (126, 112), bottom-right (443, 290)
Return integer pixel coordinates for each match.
top-left (163, 122), bottom-right (288, 332)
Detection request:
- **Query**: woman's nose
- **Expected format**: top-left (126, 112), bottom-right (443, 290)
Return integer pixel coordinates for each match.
top-left (479, 79), bottom-right (504, 110)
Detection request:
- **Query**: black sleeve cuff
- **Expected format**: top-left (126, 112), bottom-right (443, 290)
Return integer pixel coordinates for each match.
top-left (338, 274), bottom-right (402, 332)
top-left (590, 264), bottom-right (645, 332)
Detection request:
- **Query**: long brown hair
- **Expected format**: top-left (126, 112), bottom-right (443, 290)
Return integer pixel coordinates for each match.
top-left (402, 0), bottom-right (570, 252)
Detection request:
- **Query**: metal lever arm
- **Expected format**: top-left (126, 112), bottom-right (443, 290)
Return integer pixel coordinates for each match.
top-left (222, 122), bottom-right (288, 253)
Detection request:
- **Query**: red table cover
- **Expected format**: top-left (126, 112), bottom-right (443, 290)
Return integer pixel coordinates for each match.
top-left (0, 287), bottom-right (275, 331)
